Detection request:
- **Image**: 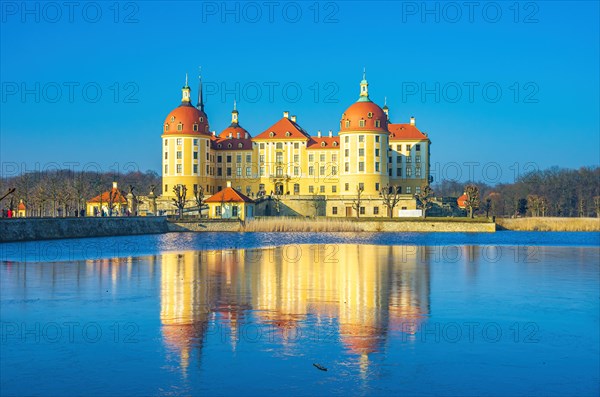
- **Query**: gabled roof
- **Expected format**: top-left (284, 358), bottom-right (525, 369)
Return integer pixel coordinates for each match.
top-left (213, 137), bottom-right (253, 151)
top-left (204, 187), bottom-right (254, 203)
top-left (253, 117), bottom-right (311, 140)
top-left (388, 123), bottom-right (428, 141)
top-left (306, 137), bottom-right (340, 150)
top-left (87, 188), bottom-right (128, 204)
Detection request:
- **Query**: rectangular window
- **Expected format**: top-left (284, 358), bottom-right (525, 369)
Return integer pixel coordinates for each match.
top-left (276, 142), bottom-right (283, 149)
top-left (176, 151), bottom-right (182, 159)
top-left (320, 185), bottom-right (325, 193)
top-left (416, 186), bottom-right (421, 194)
top-left (193, 164), bottom-right (198, 174)
top-left (217, 155), bottom-right (222, 163)
top-left (332, 166), bottom-right (337, 175)
top-left (332, 154), bottom-right (337, 162)
top-left (164, 165), bottom-right (168, 173)
top-left (359, 207), bottom-right (365, 215)
top-left (246, 154), bottom-right (251, 163)
top-left (193, 139), bottom-right (198, 146)
top-left (260, 155), bottom-right (265, 163)
top-left (294, 167), bottom-right (299, 176)
top-left (388, 156), bottom-right (392, 163)
top-left (345, 183), bottom-right (349, 191)
top-left (407, 168), bottom-right (413, 177)
top-left (345, 162), bottom-right (349, 172)
top-left (358, 148), bottom-right (365, 157)
top-left (397, 168), bottom-right (402, 177)
top-left (344, 149), bottom-right (350, 157)
top-left (319, 166), bottom-right (325, 175)
top-left (294, 184), bottom-right (300, 194)
top-left (332, 207), bottom-right (338, 215)
top-left (236, 167), bottom-right (242, 176)
top-left (164, 184), bottom-right (168, 192)
top-left (246, 167), bottom-right (252, 176)
top-left (276, 153), bottom-right (283, 163)
top-left (236, 154), bottom-right (242, 163)
top-left (227, 155), bottom-right (232, 163)
top-left (164, 140), bottom-right (168, 146)
top-left (215, 206), bottom-right (221, 217)
top-left (375, 136), bottom-right (380, 143)
top-left (332, 185), bottom-right (337, 193)
top-left (309, 154), bottom-right (314, 162)
top-left (416, 155), bottom-right (421, 163)
top-left (294, 142), bottom-right (299, 149)
top-left (359, 120), bottom-right (366, 127)
top-left (406, 144), bottom-right (411, 151)
top-left (375, 183), bottom-right (380, 191)
top-left (176, 138), bottom-right (182, 145)
top-left (416, 167), bottom-right (422, 177)
top-left (176, 164), bottom-right (182, 173)
top-left (416, 144), bottom-right (421, 151)
top-left (359, 162), bottom-right (364, 172)
top-left (164, 152), bottom-right (168, 159)
top-left (406, 186), bottom-right (412, 194)
top-left (396, 144), bottom-right (401, 150)
top-left (193, 152), bottom-right (198, 160)
top-left (309, 186), bottom-right (314, 193)
top-left (320, 154), bottom-right (326, 162)
top-left (373, 206), bottom-right (379, 215)
top-left (308, 166), bottom-right (314, 176)
top-left (397, 156), bottom-right (401, 163)
top-left (407, 156), bottom-right (412, 163)
top-left (388, 168), bottom-right (393, 176)
top-left (260, 143), bottom-right (265, 149)
top-left (345, 136), bottom-right (349, 143)
top-left (359, 135), bottom-right (364, 143)
top-left (375, 149), bottom-right (380, 157)
top-left (359, 182), bottom-right (364, 191)
top-left (260, 167), bottom-right (265, 176)
top-left (375, 162), bottom-right (380, 172)
top-left (293, 154), bottom-right (299, 162)
top-left (217, 168), bottom-right (222, 176)
top-left (227, 167), bottom-right (232, 176)
top-left (375, 120), bottom-right (381, 127)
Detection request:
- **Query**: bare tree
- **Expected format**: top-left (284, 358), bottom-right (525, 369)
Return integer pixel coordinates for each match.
top-left (464, 184), bottom-right (480, 219)
top-left (108, 188), bottom-right (118, 217)
top-left (416, 184), bottom-right (434, 219)
top-left (380, 184), bottom-right (401, 218)
top-left (351, 185), bottom-right (364, 219)
top-left (594, 196), bottom-right (600, 218)
top-left (172, 184), bottom-right (187, 219)
top-left (193, 185), bottom-right (205, 218)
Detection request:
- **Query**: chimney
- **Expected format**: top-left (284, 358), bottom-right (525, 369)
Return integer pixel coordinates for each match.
top-left (291, 115), bottom-right (297, 123)
top-left (228, 132), bottom-right (232, 139)
top-left (328, 130), bottom-right (332, 137)
top-left (226, 181), bottom-right (232, 188)
top-left (283, 111), bottom-right (289, 119)
top-left (245, 132), bottom-right (249, 139)
top-left (317, 130), bottom-right (321, 138)
top-left (212, 130), bottom-right (216, 136)
top-left (112, 182), bottom-right (118, 189)
top-left (410, 116), bottom-right (416, 126)
top-left (236, 132), bottom-right (240, 139)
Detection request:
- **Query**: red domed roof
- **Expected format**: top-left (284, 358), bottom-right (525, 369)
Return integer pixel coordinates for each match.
top-left (218, 124), bottom-right (250, 140)
top-left (340, 101), bottom-right (388, 132)
top-left (163, 104), bottom-right (210, 135)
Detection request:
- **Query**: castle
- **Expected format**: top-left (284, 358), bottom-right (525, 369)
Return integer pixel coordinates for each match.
top-left (159, 71), bottom-right (431, 218)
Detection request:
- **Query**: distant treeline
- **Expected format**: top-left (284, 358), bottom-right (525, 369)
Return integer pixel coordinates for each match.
top-left (1, 166), bottom-right (598, 218)
top-left (0, 170), bottom-right (161, 217)
top-left (433, 166), bottom-right (600, 218)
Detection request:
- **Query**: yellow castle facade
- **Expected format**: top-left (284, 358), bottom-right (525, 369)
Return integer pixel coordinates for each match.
top-left (160, 72), bottom-right (432, 217)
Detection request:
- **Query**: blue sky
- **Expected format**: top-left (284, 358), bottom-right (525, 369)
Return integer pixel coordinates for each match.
top-left (1, 1), bottom-right (598, 183)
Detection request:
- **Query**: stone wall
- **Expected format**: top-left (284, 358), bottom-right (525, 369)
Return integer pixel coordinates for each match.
top-left (0, 217), bottom-right (169, 242)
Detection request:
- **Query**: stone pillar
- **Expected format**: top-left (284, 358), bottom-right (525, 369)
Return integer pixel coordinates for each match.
top-left (148, 191), bottom-right (157, 215)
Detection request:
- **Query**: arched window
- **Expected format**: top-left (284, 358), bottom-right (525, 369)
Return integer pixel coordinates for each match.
top-left (164, 124), bottom-right (169, 132)
top-left (200, 117), bottom-right (204, 122)
top-left (170, 116), bottom-right (175, 122)
top-left (270, 131), bottom-right (275, 137)
top-left (367, 112), bottom-right (373, 119)
top-left (321, 142), bottom-right (326, 147)
top-left (333, 141), bottom-right (338, 147)
top-left (218, 144), bottom-right (222, 148)
top-left (238, 143), bottom-right (243, 148)
top-left (193, 124), bottom-right (198, 132)
top-left (285, 131), bottom-right (291, 137)
top-left (228, 143), bottom-right (232, 148)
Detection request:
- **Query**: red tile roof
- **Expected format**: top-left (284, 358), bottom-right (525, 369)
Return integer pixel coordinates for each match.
top-left (213, 137), bottom-right (253, 151)
top-left (388, 123), bottom-right (428, 141)
top-left (254, 117), bottom-right (311, 140)
top-left (88, 188), bottom-right (128, 204)
top-left (457, 193), bottom-right (468, 209)
top-left (204, 187), bottom-right (254, 203)
top-left (18, 202), bottom-right (26, 211)
top-left (306, 136), bottom-right (340, 150)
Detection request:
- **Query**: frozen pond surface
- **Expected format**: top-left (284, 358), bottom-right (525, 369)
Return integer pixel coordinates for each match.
top-left (1, 232), bottom-right (599, 396)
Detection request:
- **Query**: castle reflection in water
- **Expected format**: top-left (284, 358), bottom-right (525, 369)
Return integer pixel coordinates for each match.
top-left (159, 244), bottom-right (433, 373)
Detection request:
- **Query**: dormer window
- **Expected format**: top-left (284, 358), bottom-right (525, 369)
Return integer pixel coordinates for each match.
top-left (200, 117), bottom-right (204, 122)
top-left (285, 131), bottom-right (291, 137)
top-left (321, 142), bottom-right (326, 147)
top-left (375, 120), bottom-right (381, 128)
top-left (269, 131), bottom-right (275, 137)
top-left (177, 123), bottom-right (183, 131)
top-left (170, 116), bottom-right (175, 122)
top-left (164, 124), bottom-right (169, 132)
top-left (367, 112), bottom-right (373, 119)
top-left (333, 141), bottom-right (338, 147)
top-left (193, 124), bottom-right (198, 132)
top-left (228, 143), bottom-right (232, 148)
top-left (218, 144), bottom-right (222, 148)
top-left (345, 120), bottom-right (350, 128)
top-left (238, 143), bottom-right (243, 148)
top-left (205, 125), bottom-right (209, 132)
top-left (359, 119), bottom-right (366, 127)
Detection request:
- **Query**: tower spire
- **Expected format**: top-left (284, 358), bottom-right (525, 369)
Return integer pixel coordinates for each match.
top-left (231, 99), bottom-right (239, 125)
top-left (181, 73), bottom-right (191, 104)
top-left (358, 67), bottom-right (370, 101)
top-left (196, 67), bottom-right (204, 111)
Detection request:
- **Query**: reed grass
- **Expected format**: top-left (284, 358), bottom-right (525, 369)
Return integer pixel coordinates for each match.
top-left (243, 217), bottom-right (364, 232)
top-left (496, 217), bottom-right (600, 232)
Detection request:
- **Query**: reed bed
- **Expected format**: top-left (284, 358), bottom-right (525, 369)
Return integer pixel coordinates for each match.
top-left (243, 217), bottom-right (364, 232)
top-left (496, 217), bottom-right (600, 232)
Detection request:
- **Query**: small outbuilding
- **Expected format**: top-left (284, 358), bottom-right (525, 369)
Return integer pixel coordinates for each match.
top-left (86, 182), bottom-right (128, 216)
top-left (204, 186), bottom-right (255, 221)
